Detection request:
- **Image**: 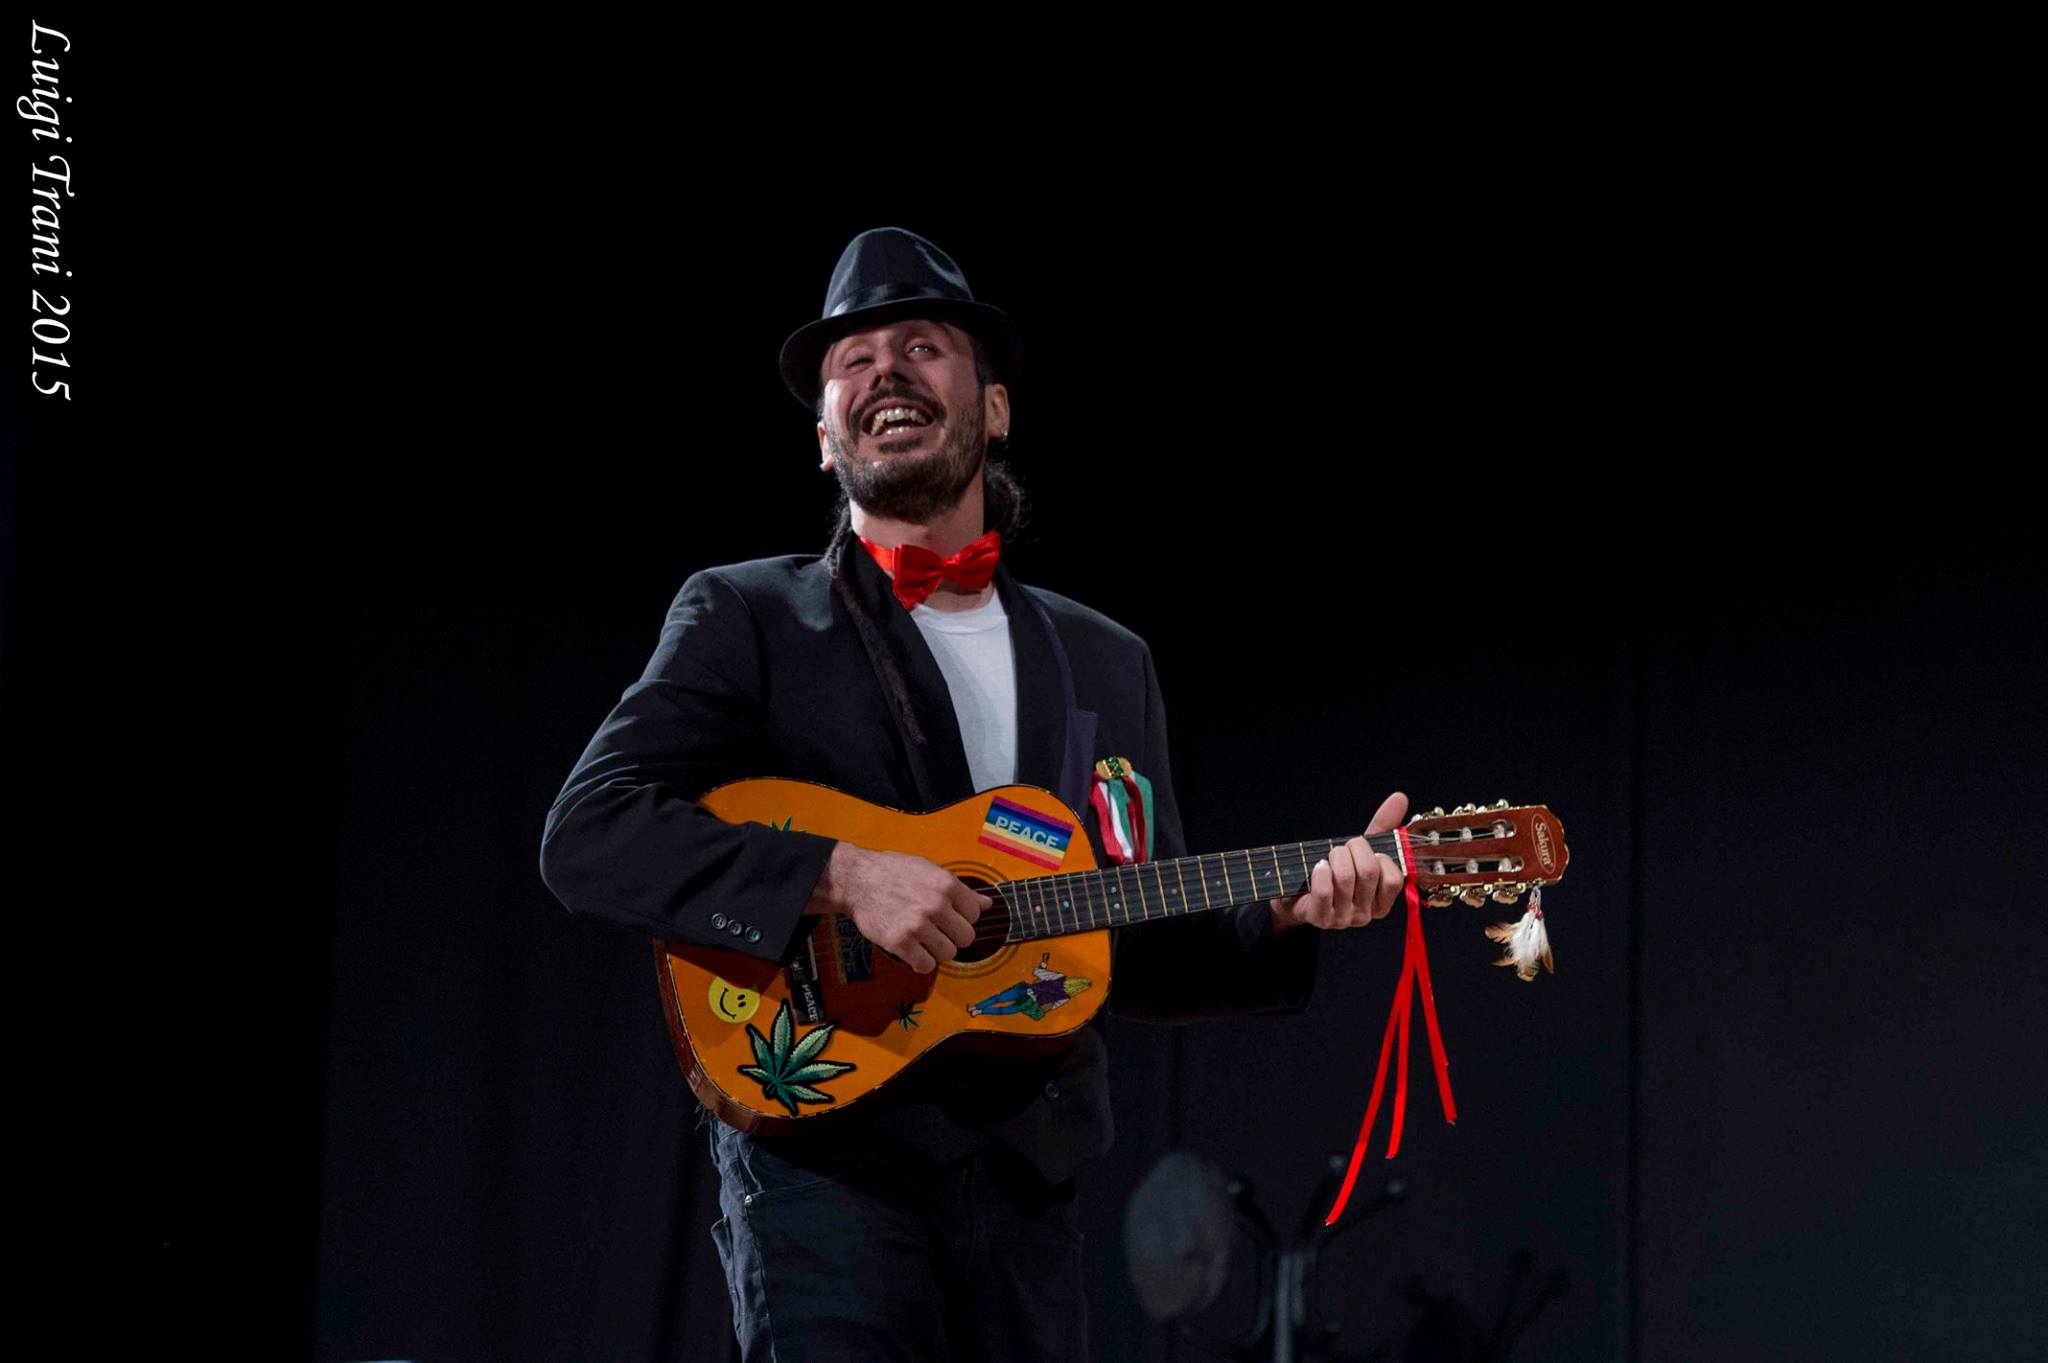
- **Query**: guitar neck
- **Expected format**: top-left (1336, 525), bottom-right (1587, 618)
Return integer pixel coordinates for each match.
top-left (993, 833), bottom-right (1403, 942)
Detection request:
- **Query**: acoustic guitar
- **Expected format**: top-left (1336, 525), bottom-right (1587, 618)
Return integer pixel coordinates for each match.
top-left (655, 778), bottom-right (1569, 1134)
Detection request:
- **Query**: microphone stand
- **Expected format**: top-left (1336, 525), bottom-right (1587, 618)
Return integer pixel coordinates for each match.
top-left (1174, 1154), bottom-right (1408, 1363)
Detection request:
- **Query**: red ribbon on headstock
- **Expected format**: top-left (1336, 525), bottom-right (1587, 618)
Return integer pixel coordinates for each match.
top-left (1323, 825), bottom-right (1458, 1225)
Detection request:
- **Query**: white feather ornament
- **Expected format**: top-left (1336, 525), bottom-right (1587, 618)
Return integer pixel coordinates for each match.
top-left (1483, 887), bottom-right (1554, 982)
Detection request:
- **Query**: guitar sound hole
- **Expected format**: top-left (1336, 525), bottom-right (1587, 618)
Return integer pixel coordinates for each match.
top-left (957, 878), bottom-right (1011, 964)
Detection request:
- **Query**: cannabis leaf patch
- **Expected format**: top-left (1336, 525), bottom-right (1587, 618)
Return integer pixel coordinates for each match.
top-left (737, 1000), bottom-right (857, 1117)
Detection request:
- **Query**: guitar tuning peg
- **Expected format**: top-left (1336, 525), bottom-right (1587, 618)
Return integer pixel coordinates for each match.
top-left (1491, 882), bottom-right (1527, 904)
top-left (1452, 803), bottom-right (1477, 816)
top-left (1424, 887), bottom-right (1457, 908)
top-left (1458, 885), bottom-right (1489, 907)
top-left (1491, 798), bottom-right (1510, 809)
top-left (1426, 806), bottom-right (1446, 818)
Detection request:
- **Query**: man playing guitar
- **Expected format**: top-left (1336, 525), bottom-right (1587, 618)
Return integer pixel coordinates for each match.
top-left (540, 227), bottom-right (1406, 1361)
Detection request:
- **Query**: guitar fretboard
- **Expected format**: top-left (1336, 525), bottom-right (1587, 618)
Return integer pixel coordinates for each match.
top-left (994, 833), bottom-right (1404, 941)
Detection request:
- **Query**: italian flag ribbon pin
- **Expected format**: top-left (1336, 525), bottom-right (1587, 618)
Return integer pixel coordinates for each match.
top-left (1089, 756), bottom-right (1154, 865)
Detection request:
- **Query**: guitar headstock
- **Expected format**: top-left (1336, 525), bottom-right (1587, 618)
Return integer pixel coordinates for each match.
top-left (1404, 802), bottom-right (1569, 909)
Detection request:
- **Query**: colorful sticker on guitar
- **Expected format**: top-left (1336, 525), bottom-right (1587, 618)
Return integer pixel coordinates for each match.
top-left (707, 976), bottom-right (761, 1024)
top-left (967, 952), bottom-right (1093, 1021)
top-left (737, 1000), bottom-right (857, 1118)
top-left (979, 796), bottom-right (1075, 870)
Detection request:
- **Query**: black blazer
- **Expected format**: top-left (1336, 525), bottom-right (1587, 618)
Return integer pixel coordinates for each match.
top-left (540, 542), bottom-right (1316, 1181)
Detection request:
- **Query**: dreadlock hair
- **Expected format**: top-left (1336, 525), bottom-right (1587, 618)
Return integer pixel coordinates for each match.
top-left (820, 331), bottom-right (1025, 749)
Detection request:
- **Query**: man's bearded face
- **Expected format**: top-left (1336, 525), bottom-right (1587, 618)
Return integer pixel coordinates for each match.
top-left (818, 318), bottom-right (995, 524)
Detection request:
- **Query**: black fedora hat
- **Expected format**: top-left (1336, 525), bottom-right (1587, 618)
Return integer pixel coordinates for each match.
top-left (779, 227), bottom-right (1022, 410)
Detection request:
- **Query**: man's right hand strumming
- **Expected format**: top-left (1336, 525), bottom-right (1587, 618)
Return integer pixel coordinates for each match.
top-left (808, 842), bottom-right (989, 974)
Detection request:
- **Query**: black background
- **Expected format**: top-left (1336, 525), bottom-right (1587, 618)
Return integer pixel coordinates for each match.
top-left (10, 11), bottom-right (2042, 1361)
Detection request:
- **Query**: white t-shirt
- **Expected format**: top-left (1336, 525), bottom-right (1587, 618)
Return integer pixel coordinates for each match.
top-left (909, 591), bottom-right (1017, 793)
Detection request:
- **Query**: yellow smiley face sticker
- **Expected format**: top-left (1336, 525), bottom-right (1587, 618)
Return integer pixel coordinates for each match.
top-left (707, 976), bottom-right (761, 1024)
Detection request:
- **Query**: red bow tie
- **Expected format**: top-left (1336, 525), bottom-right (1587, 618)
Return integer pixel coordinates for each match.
top-left (858, 530), bottom-right (1002, 611)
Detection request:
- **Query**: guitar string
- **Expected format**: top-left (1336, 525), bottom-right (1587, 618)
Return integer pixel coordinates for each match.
top-left (950, 831), bottom-right (1529, 949)
top-left (986, 816), bottom-right (1524, 899)
top-left (978, 831), bottom-right (1507, 908)
top-left (807, 823), bottom-right (1535, 957)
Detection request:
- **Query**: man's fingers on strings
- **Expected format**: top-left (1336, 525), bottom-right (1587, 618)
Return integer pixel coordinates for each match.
top-left (940, 910), bottom-right (976, 951)
top-left (1374, 853), bottom-right (1404, 919)
top-left (1349, 836), bottom-right (1382, 912)
top-left (951, 881), bottom-right (989, 921)
top-left (1308, 857), bottom-right (1334, 914)
top-left (1274, 864), bottom-right (1321, 926)
top-left (1329, 843), bottom-right (1359, 907)
top-left (1353, 852), bottom-right (1378, 921)
top-left (920, 925), bottom-right (959, 966)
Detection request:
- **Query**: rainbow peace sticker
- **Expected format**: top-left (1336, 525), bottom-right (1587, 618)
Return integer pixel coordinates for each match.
top-left (978, 796), bottom-right (1074, 870)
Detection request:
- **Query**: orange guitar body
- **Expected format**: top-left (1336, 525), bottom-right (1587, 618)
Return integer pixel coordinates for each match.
top-left (654, 778), bottom-right (1108, 1136)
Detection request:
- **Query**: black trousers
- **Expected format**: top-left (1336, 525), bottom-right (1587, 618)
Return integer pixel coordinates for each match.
top-left (707, 1121), bottom-right (1088, 1361)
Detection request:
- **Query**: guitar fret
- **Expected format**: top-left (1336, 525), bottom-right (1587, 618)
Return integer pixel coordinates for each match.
top-left (1004, 835), bottom-right (1394, 944)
